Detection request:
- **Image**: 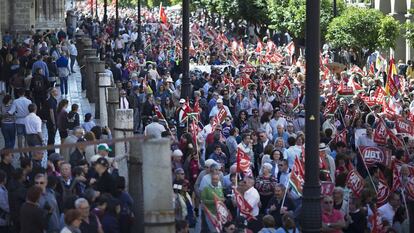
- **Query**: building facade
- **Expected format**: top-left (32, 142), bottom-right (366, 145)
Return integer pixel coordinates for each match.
top-left (0, 0), bottom-right (67, 44)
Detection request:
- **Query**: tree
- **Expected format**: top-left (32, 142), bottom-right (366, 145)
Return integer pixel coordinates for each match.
top-left (326, 7), bottom-right (400, 51)
top-left (267, 0), bottom-right (346, 41)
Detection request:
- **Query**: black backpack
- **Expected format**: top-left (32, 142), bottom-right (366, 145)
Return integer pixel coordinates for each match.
top-left (32, 75), bottom-right (45, 92)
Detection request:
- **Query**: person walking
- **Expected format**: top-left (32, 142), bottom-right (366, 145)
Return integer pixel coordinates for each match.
top-left (0, 94), bottom-right (15, 149)
top-left (68, 40), bottom-right (78, 73)
top-left (56, 52), bottom-right (70, 97)
top-left (24, 103), bottom-right (43, 147)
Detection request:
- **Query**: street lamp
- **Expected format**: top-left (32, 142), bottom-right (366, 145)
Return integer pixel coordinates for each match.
top-left (104, 0), bottom-right (108, 23)
top-left (181, 0), bottom-right (191, 99)
top-left (95, 0), bottom-right (98, 19)
top-left (115, 0), bottom-right (119, 36)
top-left (136, 0), bottom-right (142, 50)
top-left (301, 0), bottom-right (322, 232)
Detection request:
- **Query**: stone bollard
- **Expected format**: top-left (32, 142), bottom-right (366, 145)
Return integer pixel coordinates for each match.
top-left (85, 56), bottom-right (99, 102)
top-left (115, 109), bottom-right (134, 187)
top-left (98, 73), bottom-right (111, 127)
top-left (93, 61), bottom-right (106, 118)
top-left (107, 87), bottom-right (119, 132)
top-left (141, 139), bottom-right (175, 233)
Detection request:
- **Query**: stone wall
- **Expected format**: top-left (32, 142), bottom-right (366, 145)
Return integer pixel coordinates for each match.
top-left (375, 0), bottom-right (414, 61)
top-left (0, 0), bottom-right (66, 34)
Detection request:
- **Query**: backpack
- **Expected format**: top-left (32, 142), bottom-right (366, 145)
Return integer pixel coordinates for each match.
top-left (32, 75), bottom-right (45, 92)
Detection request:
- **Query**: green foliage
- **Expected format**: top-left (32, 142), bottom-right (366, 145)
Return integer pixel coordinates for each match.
top-left (405, 21), bottom-right (414, 47)
top-left (238, 0), bottom-right (270, 26)
top-left (378, 16), bottom-right (401, 49)
top-left (267, 0), bottom-right (345, 40)
top-left (326, 7), bottom-right (399, 51)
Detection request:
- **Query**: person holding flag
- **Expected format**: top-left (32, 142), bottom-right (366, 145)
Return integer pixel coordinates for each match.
top-left (200, 173), bottom-right (224, 233)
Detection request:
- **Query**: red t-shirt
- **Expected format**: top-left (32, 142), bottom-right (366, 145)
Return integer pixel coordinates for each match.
top-left (322, 209), bottom-right (344, 233)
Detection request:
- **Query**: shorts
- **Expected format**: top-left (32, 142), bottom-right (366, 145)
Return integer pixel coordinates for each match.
top-left (16, 124), bottom-right (26, 136)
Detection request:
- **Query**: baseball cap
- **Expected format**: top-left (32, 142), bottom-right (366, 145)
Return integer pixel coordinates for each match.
top-left (216, 98), bottom-right (223, 104)
top-left (97, 143), bottom-right (112, 152)
top-left (179, 99), bottom-right (185, 104)
top-left (95, 157), bottom-right (109, 167)
top-left (172, 149), bottom-right (183, 157)
top-left (90, 154), bottom-right (101, 163)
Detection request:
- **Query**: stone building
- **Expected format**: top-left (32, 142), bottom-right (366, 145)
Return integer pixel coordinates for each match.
top-left (0, 0), bottom-right (67, 44)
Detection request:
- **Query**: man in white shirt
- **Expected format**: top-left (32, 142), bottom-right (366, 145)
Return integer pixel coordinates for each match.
top-left (119, 89), bottom-right (130, 109)
top-left (144, 116), bottom-right (166, 139)
top-left (242, 176), bottom-right (261, 232)
top-left (357, 125), bottom-right (377, 147)
top-left (68, 40), bottom-right (78, 73)
top-left (9, 89), bottom-right (32, 151)
top-left (24, 104), bottom-right (43, 146)
top-left (378, 192), bottom-right (401, 226)
top-left (209, 98), bottom-right (232, 119)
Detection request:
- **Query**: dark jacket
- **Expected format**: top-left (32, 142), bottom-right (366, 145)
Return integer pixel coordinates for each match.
top-left (67, 111), bottom-right (80, 130)
top-left (96, 170), bottom-right (117, 196)
top-left (19, 202), bottom-right (50, 233)
top-left (101, 213), bottom-right (120, 233)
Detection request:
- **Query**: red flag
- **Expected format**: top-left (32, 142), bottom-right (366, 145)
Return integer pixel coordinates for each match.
top-left (387, 129), bottom-right (403, 148)
top-left (286, 41), bottom-right (295, 56)
top-left (321, 182), bottom-right (335, 196)
top-left (202, 205), bottom-right (221, 232)
top-left (290, 165), bottom-right (304, 196)
top-left (377, 171), bottom-right (390, 207)
top-left (233, 187), bottom-right (255, 220)
top-left (211, 107), bottom-right (227, 129)
top-left (346, 170), bottom-right (365, 197)
top-left (359, 146), bottom-right (392, 168)
top-left (337, 82), bottom-right (354, 95)
top-left (154, 105), bottom-right (165, 120)
top-left (334, 129), bottom-right (347, 145)
top-left (373, 119), bottom-right (388, 145)
top-left (236, 148), bottom-right (251, 173)
top-left (370, 207), bottom-right (386, 233)
top-left (350, 65), bottom-right (365, 76)
top-left (214, 194), bottom-right (232, 229)
top-left (255, 39), bottom-right (263, 54)
top-left (385, 59), bottom-right (398, 96)
top-left (323, 95), bottom-right (337, 116)
top-left (265, 40), bottom-right (277, 55)
top-left (159, 4), bottom-right (168, 24)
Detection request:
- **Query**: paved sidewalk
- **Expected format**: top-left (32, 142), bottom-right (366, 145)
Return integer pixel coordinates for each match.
top-left (0, 62), bottom-right (93, 148)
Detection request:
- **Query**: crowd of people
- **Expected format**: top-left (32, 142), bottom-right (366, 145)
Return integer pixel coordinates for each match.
top-left (0, 1), bottom-right (413, 233)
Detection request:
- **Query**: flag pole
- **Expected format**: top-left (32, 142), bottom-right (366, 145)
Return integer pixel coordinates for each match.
top-left (357, 146), bottom-right (378, 195)
top-left (280, 171), bottom-right (292, 209)
top-left (401, 188), bottom-right (410, 221)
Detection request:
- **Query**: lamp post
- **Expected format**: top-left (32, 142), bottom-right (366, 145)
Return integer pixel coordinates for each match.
top-left (136, 0), bottom-right (142, 50)
top-left (115, 0), bottom-right (119, 36)
top-left (301, 0), bottom-right (321, 232)
top-left (95, 0), bottom-right (98, 19)
top-left (103, 0), bottom-right (108, 23)
top-left (181, 0), bottom-right (191, 98)
top-left (91, 0), bottom-right (94, 16)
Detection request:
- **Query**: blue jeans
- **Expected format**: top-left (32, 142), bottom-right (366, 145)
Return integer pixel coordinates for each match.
top-left (1, 123), bottom-right (16, 149)
top-left (60, 76), bottom-right (68, 95)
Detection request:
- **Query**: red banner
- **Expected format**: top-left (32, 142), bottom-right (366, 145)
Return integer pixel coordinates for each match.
top-left (211, 107), bottom-right (227, 129)
top-left (233, 188), bottom-right (255, 220)
top-left (377, 171), bottom-right (390, 207)
top-left (321, 182), bottom-right (335, 196)
top-left (324, 95), bottom-right (337, 116)
top-left (236, 148), bottom-right (251, 173)
top-left (395, 118), bottom-right (414, 136)
top-left (373, 120), bottom-right (387, 145)
top-left (214, 195), bottom-right (232, 229)
top-left (346, 170), bottom-right (365, 197)
top-left (359, 146), bottom-right (392, 168)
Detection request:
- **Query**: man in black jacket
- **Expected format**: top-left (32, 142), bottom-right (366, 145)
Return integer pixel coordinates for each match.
top-left (94, 157), bottom-right (117, 196)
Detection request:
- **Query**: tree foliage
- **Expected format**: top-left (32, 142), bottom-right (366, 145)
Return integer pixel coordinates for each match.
top-left (326, 7), bottom-right (400, 51)
top-left (266, 0), bottom-right (345, 40)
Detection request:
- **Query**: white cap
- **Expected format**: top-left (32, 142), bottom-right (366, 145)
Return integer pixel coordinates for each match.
top-left (179, 99), bottom-right (186, 104)
top-left (172, 149), bottom-right (183, 157)
top-left (166, 77), bottom-right (173, 83)
top-left (217, 98), bottom-right (223, 104)
top-left (205, 159), bottom-right (216, 168)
